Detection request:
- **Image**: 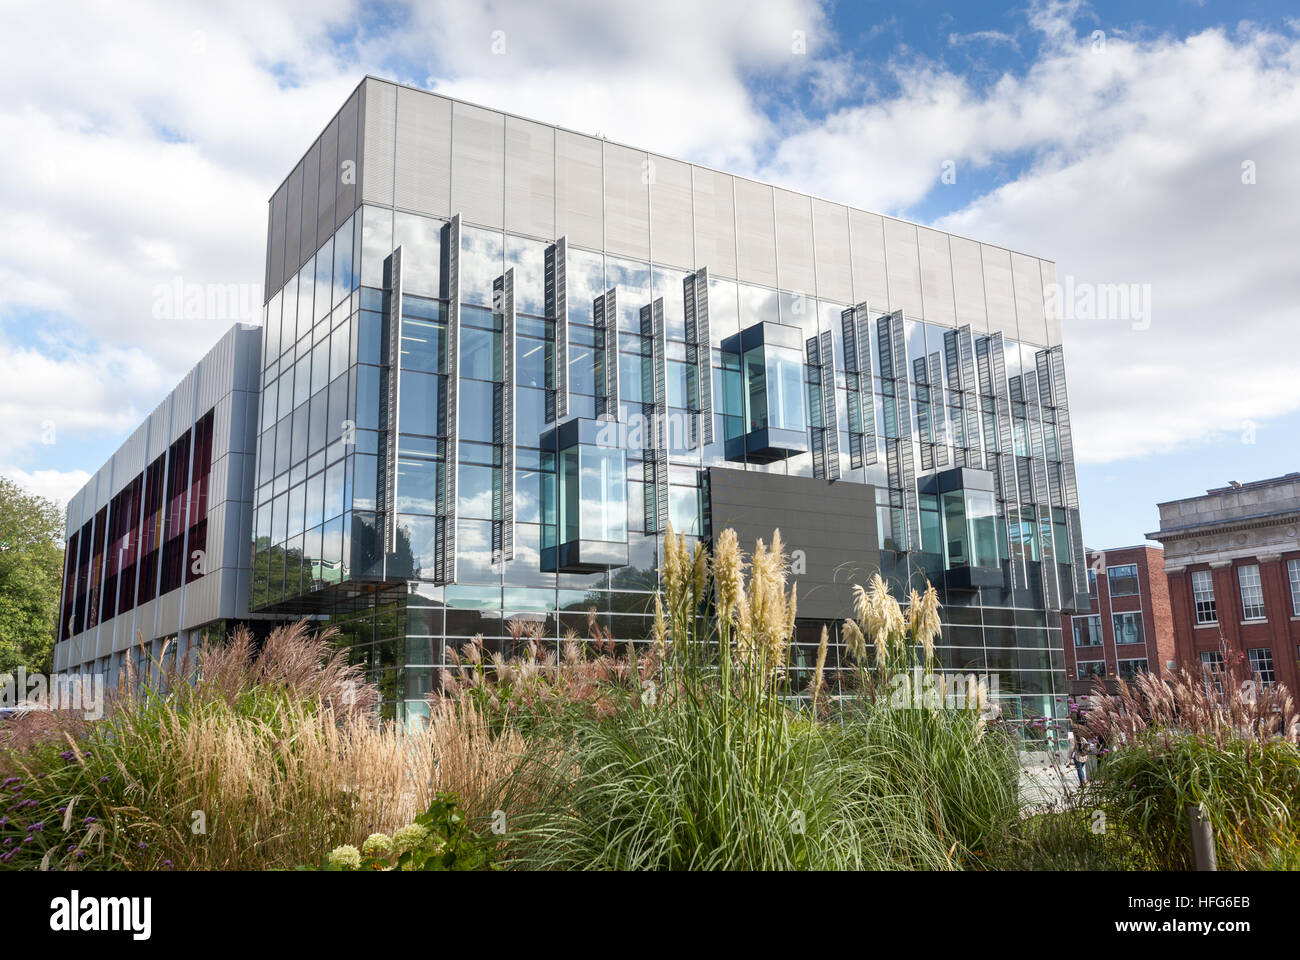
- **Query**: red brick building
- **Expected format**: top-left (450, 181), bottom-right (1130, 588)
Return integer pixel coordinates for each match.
top-left (1062, 545), bottom-right (1175, 695)
top-left (1147, 474), bottom-right (1300, 695)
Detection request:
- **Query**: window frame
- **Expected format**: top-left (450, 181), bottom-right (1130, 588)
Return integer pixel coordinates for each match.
top-left (1106, 562), bottom-right (1140, 597)
top-left (1191, 568), bottom-right (1217, 624)
top-left (1236, 563), bottom-right (1266, 621)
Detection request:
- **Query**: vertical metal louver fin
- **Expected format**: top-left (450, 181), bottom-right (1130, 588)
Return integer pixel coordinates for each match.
top-left (806, 336), bottom-right (826, 479)
top-left (545, 237), bottom-right (568, 422)
top-left (888, 311), bottom-right (919, 553)
top-left (380, 246), bottom-right (403, 557)
top-left (840, 303), bottom-right (877, 470)
top-left (957, 325), bottom-right (982, 470)
top-left (651, 298), bottom-right (668, 533)
top-left (913, 355), bottom-right (934, 473)
top-left (987, 331), bottom-right (1018, 589)
top-left (928, 351), bottom-right (949, 469)
top-left (684, 268), bottom-right (713, 446)
top-left (594, 288), bottom-right (619, 420)
top-left (819, 330), bottom-right (840, 480)
top-left (440, 214), bottom-right (461, 584)
top-left (494, 268), bottom-right (516, 564)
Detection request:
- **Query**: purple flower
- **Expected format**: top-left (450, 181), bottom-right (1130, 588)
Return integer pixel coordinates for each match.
top-left (27, 822), bottom-right (44, 833)
top-left (137, 842), bottom-right (148, 850)
top-left (59, 751), bottom-right (75, 761)
top-left (99, 776), bottom-right (110, 783)
top-left (83, 817), bottom-right (97, 824)
top-left (0, 851), bottom-right (12, 863)
top-left (162, 859), bottom-right (173, 869)
top-left (56, 807), bottom-right (66, 814)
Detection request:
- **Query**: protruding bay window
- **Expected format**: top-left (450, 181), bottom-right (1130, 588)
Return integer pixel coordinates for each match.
top-left (721, 321), bottom-right (808, 462)
top-left (541, 418), bottom-right (629, 572)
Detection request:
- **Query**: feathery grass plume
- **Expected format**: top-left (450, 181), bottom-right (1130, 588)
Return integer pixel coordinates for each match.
top-left (712, 528), bottom-right (745, 620)
top-left (652, 595), bottom-right (667, 656)
top-left (810, 625), bottom-right (829, 715)
top-left (662, 523), bottom-right (689, 615)
top-left (907, 583), bottom-right (942, 664)
top-left (691, 540), bottom-right (709, 610)
top-left (842, 619), bottom-right (867, 663)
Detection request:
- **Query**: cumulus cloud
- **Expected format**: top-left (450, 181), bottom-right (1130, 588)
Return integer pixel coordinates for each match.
top-left (1, 0), bottom-right (1296, 517)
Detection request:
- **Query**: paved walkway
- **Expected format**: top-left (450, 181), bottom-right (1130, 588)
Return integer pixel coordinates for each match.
top-left (1018, 751), bottom-right (1084, 809)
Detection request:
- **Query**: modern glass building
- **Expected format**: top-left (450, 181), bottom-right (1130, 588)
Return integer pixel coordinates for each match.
top-left (60, 77), bottom-right (1090, 731)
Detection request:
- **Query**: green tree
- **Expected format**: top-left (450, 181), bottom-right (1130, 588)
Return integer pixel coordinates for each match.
top-left (0, 476), bottom-right (65, 672)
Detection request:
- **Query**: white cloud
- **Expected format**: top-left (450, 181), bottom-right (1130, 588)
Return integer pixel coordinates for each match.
top-left (1, 0), bottom-right (1297, 505)
top-left (757, 14), bottom-right (1300, 464)
top-left (4, 469), bottom-right (93, 515)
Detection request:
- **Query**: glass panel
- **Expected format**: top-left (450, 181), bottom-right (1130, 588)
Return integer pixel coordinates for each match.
top-left (579, 444), bottom-right (627, 542)
top-left (394, 211), bottom-right (444, 298)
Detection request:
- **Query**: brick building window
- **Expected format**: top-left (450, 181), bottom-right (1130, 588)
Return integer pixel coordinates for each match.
top-left (1076, 660), bottom-right (1106, 680)
top-left (1200, 650), bottom-right (1225, 694)
top-left (1107, 563), bottom-right (1139, 596)
top-left (1288, 558), bottom-right (1300, 616)
top-left (1236, 564), bottom-right (1265, 621)
top-left (1247, 648), bottom-right (1275, 686)
top-left (1191, 569), bottom-right (1217, 624)
top-left (1072, 615), bottom-right (1102, 646)
top-left (1112, 612), bottom-right (1144, 646)
top-left (1116, 658), bottom-right (1148, 680)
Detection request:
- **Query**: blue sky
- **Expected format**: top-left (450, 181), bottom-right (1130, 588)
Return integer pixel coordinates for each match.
top-left (2, 0), bottom-right (1298, 551)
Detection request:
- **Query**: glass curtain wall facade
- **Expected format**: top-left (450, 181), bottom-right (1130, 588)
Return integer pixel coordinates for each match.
top-left (251, 78), bottom-right (1089, 732)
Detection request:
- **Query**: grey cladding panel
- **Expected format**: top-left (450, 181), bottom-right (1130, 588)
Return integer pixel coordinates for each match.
top-left (708, 467), bottom-right (879, 620)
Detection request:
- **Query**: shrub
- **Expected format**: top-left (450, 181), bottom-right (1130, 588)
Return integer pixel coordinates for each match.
top-left (309, 794), bottom-right (498, 871)
top-left (1078, 658), bottom-right (1300, 870)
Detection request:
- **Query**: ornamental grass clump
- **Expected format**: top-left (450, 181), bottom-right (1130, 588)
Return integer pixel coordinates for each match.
top-left (1078, 651), bottom-right (1300, 871)
top-left (507, 526), bottom-right (1017, 870)
top-left (0, 623), bottom-right (531, 871)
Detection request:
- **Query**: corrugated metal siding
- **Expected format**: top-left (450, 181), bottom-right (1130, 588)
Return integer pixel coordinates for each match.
top-left (395, 86), bottom-right (451, 216)
top-left (556, 130), bottom-right (603, 250)
top-left (301, 140), bottom-right (320, 253)
top-left (504, 116), bottom-right (554, 239)
top-left (451, 100), bottom-right (505, 227)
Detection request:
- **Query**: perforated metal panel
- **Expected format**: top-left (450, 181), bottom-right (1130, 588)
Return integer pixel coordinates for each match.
top-left (917, 227), bottom-right (956, 326)
top-left (556, 131), bottom-right (603, 250)
top-left (692, 167), bottom-right (737, 279)
top-left (451, 101), bottom-right (505, 228)
top-left (395, 86), bottom-right (451, 217)
top-left (774, 188), bottom-right (815, 296)
top-left (735, 179), bottom-right (777, 287)
top-left (883, 219), bottom-right (922, 319)
top-left (545, 238), bottom-right (568, 421)
top-left (604, 143), bottom-right (650, 260)
top-left (649, 155), bottom-right (693, 270)
top-left (848, 210), bottom-right (888, 308)
top-left (505, 116), bottom-right (554, 239)
top-left (957, 325), bottom-right (983, 470)
top-left (361, 79), bottom-right (396, 207)
top-left (316, 116), bottom-right (338, 255)
top-left (811, 199), bottom-right (852, 304)
top-left (336, 89), bottom-right (360, 231)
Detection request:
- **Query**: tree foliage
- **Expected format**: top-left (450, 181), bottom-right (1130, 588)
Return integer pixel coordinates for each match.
top-left (0, 477), bottom-right (64, 672)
